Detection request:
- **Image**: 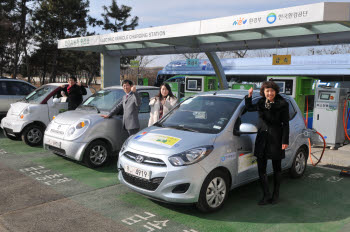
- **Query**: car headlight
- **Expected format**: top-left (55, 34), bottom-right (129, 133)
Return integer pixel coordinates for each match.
top-left (168, 145), bottom-right (214, 166)
top-left (120, 136), bottom-right (132, 153)
top-left (65, 119), bottom-right (90, 139)
top-left (20, 107), bottom-right (30, 119)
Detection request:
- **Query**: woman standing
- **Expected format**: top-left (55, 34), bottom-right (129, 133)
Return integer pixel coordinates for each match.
top-left (245, 81), bottom-right (289, 205)
top-left (60, 76), bottom-right (87, 110)
top-left (148, 83), bottom-right (177, 126)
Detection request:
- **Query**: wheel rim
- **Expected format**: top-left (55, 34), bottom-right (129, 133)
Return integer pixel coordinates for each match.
top-left (27, 128), bottom-right (42, 144)
top-left (295, 151), bottom-right (306, 174)
top-left (205, 177), bottom-right (227, 208)
top-left (89, 145), bottom-right (107, 166)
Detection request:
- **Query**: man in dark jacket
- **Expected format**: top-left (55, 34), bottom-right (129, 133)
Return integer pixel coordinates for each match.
top-left (100, 80), bottom-right (141, 136)
top-left (60, 76), bottom-right (87, 110)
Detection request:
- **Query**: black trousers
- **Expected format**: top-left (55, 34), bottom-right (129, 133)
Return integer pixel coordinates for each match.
top-left (257, 157), bottom-right (281, 177)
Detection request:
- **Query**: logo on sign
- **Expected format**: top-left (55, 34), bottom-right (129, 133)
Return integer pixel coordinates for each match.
top-left (135, 155), bottom-right (145, 163)
top-left (233, 17), bottom-right (247, 26)
top-left (267, 13), bottom-right (277, 24)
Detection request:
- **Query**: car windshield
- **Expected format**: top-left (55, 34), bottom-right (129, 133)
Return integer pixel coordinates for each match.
top-left (25, 85), bottom-right (57, 104)
top-left (157, 96), bottom-right (241, 134)
top-left (79, 89), bottom-right (125, 112)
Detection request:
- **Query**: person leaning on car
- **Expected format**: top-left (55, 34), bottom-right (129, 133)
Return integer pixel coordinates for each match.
top-left (60, 76), bottom-right (87, 110)
top-left (100, 80), bottom-right (141, 136)
top-left (244, 81), bottom-right (289, 206)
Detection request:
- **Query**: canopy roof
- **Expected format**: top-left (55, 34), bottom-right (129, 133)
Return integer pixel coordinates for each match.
top-left (58, 2), bottom-right (350, 55)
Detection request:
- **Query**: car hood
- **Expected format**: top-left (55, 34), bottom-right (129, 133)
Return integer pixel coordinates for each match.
top-left (54, 110), bottom-right (103, 125)
top-left (9, 102), bottom-right (31, 115)
top-left (127, 126), bottom-right (217, 156)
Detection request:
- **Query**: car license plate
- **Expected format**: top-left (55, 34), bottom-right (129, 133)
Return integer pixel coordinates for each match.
top-left (47, 139), bottom-right (61, 148)
top-left (124, 164), bottom-right (151, 180)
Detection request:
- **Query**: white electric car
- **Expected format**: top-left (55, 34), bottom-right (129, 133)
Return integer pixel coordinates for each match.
top-left (1, 83), bottom-right (92, 146)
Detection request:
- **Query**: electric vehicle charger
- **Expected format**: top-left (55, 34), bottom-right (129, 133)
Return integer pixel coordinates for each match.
top-left (303, 97), bottom-right (326, 167)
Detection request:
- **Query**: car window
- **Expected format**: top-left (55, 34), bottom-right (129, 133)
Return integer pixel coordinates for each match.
top-left (80, 89), bottom-right (125, 112)
top-left (139, 92), bottom-right (150, 113)
top-left (18, 82), bottom-right (36, 95)
top-left (0, 81), bottom-right (8, 95)
top-left (6, 82), bottom-right (23, 95)
top-left (25, 85), bottom-right (57, 103)
top-left (158, 96), bottom-right (241, 134)
top-left (241, 98), bottom-right (259, 126)
top-left (286, 99), bottom-right (297, 120)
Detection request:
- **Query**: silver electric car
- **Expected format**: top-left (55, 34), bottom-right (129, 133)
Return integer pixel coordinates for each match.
top-left (44, 86), bottom-right (159, 168)
top-left (118, 90), bottom-right (309, 212)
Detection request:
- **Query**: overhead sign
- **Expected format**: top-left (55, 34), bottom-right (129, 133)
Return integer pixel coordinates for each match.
top-left (58, 2), bottom-right (350, 50)
top-left (130, 60), bottom-right (140, 67)
top-left (273, 55), bottom-right (291, 65)
top-left (186, 59), bottom-right (199, 67)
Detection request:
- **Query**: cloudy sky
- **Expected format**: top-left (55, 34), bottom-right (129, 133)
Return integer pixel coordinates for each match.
top-left (87, 0), bottom-right (350, 66)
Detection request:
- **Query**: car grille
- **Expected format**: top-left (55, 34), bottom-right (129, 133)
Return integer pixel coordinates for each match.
top-left (123, 151), bottom-right (167, 167)
top-left (47, 145), bottom-right (66, 156)
top-left (121, 169), bottom-right (164, 191)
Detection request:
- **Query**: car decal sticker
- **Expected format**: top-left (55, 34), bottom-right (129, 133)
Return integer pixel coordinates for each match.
top-left (238, 152), bottom-right (257, 173)
top-left (138, 133), bottom-right (181, 148)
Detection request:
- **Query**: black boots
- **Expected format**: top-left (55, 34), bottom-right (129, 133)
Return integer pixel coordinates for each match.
top-left (258, 174), bottom-right (271, 205)
top-left (269, 171), bottom-right (281, 204)
top-left (258, 172), bottom-right (281, 205)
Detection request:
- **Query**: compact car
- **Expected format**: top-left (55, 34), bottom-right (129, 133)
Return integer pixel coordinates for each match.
top-left (43, 86), bottom-right (159, 168)
top-left (118, 90), bottom-right (309, 212)
top-left (1, 83), bottom-right (92, 146)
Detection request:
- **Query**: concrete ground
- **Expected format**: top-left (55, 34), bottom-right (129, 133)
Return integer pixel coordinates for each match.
top-left (0, 128), bottom-right (350, 232)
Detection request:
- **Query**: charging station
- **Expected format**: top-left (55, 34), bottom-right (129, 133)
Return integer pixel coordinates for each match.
top-left (184, 76), bottom-right (218, 98)
top-left (312, 87), bottom-right (350, 149)
top-left (267, 76), bottom-right (316, 116)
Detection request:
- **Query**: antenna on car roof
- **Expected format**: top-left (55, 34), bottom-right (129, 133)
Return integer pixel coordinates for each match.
top-left (213, 92), bottom-right (217, 95)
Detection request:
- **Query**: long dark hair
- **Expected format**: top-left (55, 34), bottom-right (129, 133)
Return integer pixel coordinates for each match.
top-left (260, 81), bottom-right (280, 97)
top-left (156, 83), bottom-right (175, 100)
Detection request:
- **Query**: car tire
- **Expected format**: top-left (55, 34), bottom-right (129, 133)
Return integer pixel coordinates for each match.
top-left (290, 147), bottom-right (307, 178)
top-left (83, 140), bottom-right (110, 168)
top-left (196, 169), bottom-right (229, 213)
top-left (21, 124), bottom-right (44, 146)
top-left (3, 129), bottom-right (20, 140)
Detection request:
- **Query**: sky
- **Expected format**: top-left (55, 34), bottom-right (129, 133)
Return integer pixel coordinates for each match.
top-left (87, 0), bottom-right (350, 66)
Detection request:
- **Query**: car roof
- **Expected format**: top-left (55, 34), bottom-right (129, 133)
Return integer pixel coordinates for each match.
top-left (103, 85), bottom-right (159, 90)
top-left (196, 89), bottom-right (292, 101)
top-left (0, 78), bottom-right (36, 87)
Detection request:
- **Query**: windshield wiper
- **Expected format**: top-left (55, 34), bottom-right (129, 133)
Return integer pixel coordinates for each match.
top-left (167, 125), bottom-right (198, 132)
top-left (83, 105), bottom-right (100, 113)
top-left (153, 122), bottom-right (164, 127)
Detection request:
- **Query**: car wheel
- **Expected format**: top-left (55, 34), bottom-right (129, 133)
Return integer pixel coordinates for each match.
top-left (3, 129), bottom-right (20, 140)
top-left (196, 169), bottom-right (229, 213)
top-left (290, 147), bottom-right (307, 178)
top-left (21, 124), bottom-right (44, 146)
top-left (83, 140), bottom-right (110, 168)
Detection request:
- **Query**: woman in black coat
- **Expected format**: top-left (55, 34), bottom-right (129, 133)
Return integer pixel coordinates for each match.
top-left (60, 76), bottom-right (87, 110)
top-left (245, 81), bottom-right (289, 205)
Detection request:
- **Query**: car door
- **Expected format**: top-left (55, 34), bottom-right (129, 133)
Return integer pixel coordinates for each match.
top-left (235, 104), bottom-right (261, 184)
top-left (0, 81), bottom-right (11, 114)
top-left (138, 91), bottom-right (151, 129)
top-left (282, 98), bottom-right (299, 168)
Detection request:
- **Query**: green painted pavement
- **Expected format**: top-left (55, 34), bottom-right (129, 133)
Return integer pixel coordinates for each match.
top-left (0, 136), bottom-right (46, 155)
top-left (33, 155), bottom-right (119, 189)
top-left (117, 167), bottom-right (350, 232)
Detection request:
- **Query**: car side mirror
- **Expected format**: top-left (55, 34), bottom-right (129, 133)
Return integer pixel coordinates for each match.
top-left (239, 123), bottom-right (258, 134)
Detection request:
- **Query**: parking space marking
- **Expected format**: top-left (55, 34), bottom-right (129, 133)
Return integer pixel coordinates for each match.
top-left (121, 212), bottom-right (199, 232)
top-left (0, 149), bottom-right (7, 154)
top-left (19, 165), bottom-right (72, 186)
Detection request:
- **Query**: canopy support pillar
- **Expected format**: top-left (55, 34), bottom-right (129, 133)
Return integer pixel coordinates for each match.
top-left (100, 52), bottom-right (121, 88)
top-left (205, 52), bottom-right (228, 89)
